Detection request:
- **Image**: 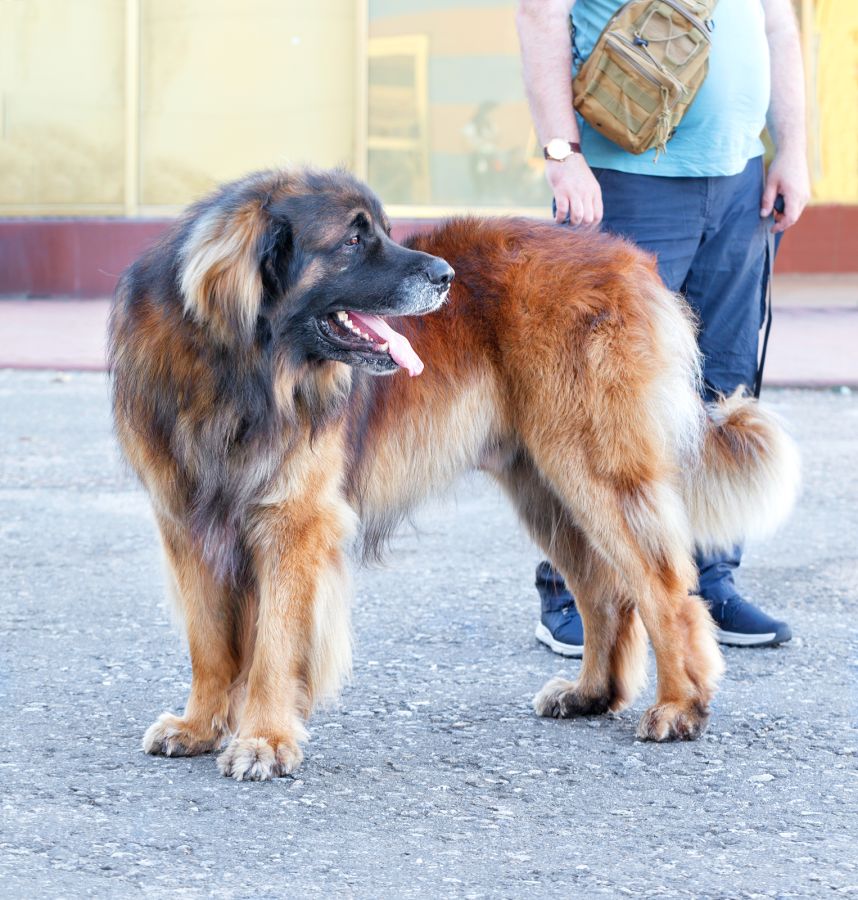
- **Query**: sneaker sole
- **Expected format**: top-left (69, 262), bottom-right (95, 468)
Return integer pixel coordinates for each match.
top-left (715, 627), bottom-right (791, 647)
top-left (539, 621), bottom-right (791, 651)
top-left (534, 622), bottom-right (584, 658)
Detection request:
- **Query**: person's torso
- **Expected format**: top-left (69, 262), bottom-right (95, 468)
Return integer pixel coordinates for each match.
top-left (571, 0), bottom-right (771, 176)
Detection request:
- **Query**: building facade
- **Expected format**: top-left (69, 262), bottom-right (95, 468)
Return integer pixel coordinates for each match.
top-left (0, 0), bottom-right (855, 290)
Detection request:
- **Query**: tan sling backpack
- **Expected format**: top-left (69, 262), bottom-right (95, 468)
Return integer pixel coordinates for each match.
top-left (572, 0), bottom-right (719, 157)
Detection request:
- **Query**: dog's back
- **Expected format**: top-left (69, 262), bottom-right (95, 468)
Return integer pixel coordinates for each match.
top-left (350, 217), bottom-right (797, 557)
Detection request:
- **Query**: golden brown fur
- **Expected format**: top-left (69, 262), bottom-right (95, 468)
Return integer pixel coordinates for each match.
top-left (109, 168), bottom-right (799, 780)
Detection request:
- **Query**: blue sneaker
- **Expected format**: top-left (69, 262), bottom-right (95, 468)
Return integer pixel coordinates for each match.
top-left (705, 593), bottom-right (792, 647)
top-left (534, 561), bottom-right (584, 657)
top-left (535, 603), bottom-right (585, 657)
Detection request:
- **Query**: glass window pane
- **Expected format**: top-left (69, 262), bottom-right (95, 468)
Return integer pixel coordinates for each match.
top-left (140, 0), bottom-right (358, 207)
top-left (0, 0), bottom-right (125, 211)
top-left (367, 0), bottom-right (550, 209)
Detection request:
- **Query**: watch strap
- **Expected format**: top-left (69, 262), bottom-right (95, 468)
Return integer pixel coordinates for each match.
top-left (543, 141), bottom-right (582, 160)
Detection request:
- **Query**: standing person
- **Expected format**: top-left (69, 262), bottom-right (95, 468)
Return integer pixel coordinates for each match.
top-left (516, 0), bottom-right (809, 655)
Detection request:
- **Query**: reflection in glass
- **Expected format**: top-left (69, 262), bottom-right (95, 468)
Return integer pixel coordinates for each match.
top-left (367, 1), bottom-right (549, 209)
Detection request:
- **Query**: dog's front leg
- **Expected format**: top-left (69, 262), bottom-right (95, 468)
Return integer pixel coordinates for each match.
top-left (217, 498), bottom-right (354, 781)
top-left (143, 518), bottom-right (239, 758)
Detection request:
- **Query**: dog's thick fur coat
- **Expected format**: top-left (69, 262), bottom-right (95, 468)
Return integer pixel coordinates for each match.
top-left (109, 168), bottom-right (799, 780)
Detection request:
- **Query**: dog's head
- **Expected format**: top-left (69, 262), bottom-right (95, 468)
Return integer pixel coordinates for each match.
top-left (177, 168), bottom-right (453, 375)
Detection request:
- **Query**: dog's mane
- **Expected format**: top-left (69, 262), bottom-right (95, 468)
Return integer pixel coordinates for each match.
top-left (108, 185), bottom-right (354, 584)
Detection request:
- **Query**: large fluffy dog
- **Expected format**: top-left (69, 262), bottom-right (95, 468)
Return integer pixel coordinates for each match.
top-left (109, 168), bottom-right (799, 781)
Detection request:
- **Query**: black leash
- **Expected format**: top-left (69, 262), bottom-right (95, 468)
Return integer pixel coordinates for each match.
top-left (752, 194), bottom-right (784, 398)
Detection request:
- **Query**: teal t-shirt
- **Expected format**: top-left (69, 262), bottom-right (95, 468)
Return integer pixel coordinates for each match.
top-left (572, 0), bottom-right (770, 176)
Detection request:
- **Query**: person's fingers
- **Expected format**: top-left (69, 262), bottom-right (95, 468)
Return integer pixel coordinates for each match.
top-left (791, 193), bottom-right (809, 226)
top-left (760, 175), bottom-right (779, 218)
top-left (554, 194), bottom-right (570, 225)
top-left (580, 196), bottom-right (596, 228)
top-left (568, 198), bottom-right (584, 227)
top-left (593, 190), bottom-right (604, 225)
top-left (772, 189), bottom-right (804, 233)
top-left (772, 207), bottom-right (796, 234)
top-left (782, 207), bottom-right (799, 230)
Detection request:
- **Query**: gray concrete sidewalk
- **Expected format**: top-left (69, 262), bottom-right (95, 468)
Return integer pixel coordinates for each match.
top-left (1, 371), bottom-right (856, 898)
top-left (1, 274), bottom-right (857, 385)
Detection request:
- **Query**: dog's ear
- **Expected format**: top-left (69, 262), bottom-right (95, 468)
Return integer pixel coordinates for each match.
top-left (259, 219), bottom-right (295, 304)
top-left (178, 199), bottom-right (272, 343)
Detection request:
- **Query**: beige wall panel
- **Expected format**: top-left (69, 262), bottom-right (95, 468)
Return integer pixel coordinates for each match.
top-left (140, 0), bottom-right (357, 206)
top-left (369, 4), bottom-right (518, 56)
top-left (0, 0), bottom-right (125, 209)
top-left (368, 8), bottom-right (519, 57)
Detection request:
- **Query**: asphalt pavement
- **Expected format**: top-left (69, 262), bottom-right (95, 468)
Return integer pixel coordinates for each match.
top-left (1, 371), bottom-right (856, 898)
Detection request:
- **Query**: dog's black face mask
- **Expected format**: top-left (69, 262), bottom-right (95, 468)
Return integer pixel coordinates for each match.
top-left (260, 176), bottom-right (454, 376)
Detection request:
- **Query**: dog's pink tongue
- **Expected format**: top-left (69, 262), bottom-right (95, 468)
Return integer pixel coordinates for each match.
top-left (346, 312), bottom-right (424, 376)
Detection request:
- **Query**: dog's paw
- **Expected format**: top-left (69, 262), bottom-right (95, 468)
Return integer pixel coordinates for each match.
top-left (636, 701), bottom-right (710, 742)
top-left (143, 712), bottom-right (224, 757)
top-left (217, 736), bottom-right (303, 781)
top-left (533, 676), bottom-right (612, 718)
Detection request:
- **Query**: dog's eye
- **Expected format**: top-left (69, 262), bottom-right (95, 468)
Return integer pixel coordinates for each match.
top-left (344, 235), bottom-right (360, 247)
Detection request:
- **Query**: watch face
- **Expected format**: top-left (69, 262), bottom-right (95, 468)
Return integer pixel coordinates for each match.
top-left (546, 138), bottom-right (569, 160)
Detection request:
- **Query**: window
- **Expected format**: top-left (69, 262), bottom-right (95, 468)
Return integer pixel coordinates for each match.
top-left (365, 0), bottom-right (551, 214)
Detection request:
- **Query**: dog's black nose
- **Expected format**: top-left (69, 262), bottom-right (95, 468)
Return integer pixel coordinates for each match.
top-left (426, 258), bottom-right (455, 287)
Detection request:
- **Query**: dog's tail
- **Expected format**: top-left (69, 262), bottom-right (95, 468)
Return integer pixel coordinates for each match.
top-left (682, 390), bottom-right (801, 552)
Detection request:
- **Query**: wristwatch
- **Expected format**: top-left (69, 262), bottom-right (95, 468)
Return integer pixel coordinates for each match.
top-left (543, 138), bottom-right (582, 161)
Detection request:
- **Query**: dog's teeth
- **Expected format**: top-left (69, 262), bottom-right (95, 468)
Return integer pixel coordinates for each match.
top-left (379, 342), bottom-right (389, 352)
top-left (335, 311), bottom-right (347, 322)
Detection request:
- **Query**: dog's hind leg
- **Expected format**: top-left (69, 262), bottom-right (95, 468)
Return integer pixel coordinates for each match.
top-left (525, 449), bottom-right (723, 741)
top-left (494, 456), bottom-right (648, 717)
top-left (143, 519), bottom-right (239, 757)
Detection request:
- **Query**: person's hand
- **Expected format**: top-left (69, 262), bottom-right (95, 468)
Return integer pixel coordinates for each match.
top-left (547, 154), bottom-right (603, 227)
top-left (760, 150), bottom-right (810, 234)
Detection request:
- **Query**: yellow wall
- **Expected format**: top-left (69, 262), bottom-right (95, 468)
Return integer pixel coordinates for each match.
top-left (138, 0), bottom-right (358, 207)
top-left (808, 0), bottom-right (858, 202)
top-left (0, 0), bottom-right (125, 211)
top-left (0, 0), bottom-right (358, 215)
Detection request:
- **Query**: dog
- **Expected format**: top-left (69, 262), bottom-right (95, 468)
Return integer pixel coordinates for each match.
top-left (108, 167), bottom-right (799, 781)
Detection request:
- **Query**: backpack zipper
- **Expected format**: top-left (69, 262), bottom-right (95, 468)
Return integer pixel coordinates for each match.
top-left (657, 0), bottom-right (712, 40)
